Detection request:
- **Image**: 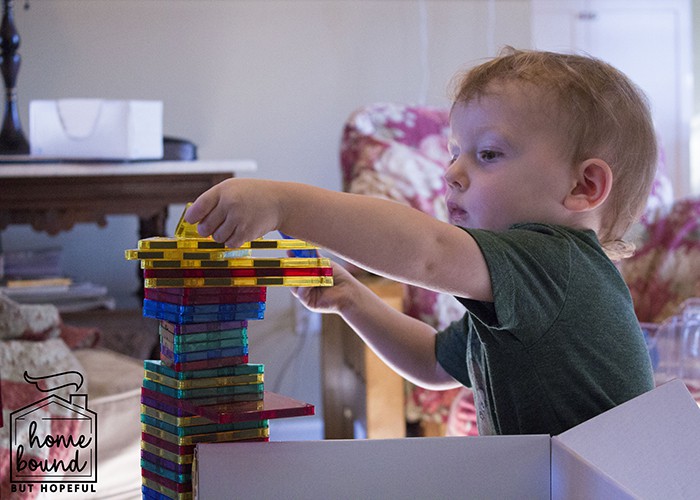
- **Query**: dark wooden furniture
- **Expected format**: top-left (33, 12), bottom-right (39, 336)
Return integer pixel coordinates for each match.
top-left (321, 276), bottom-right (407, 439)
top-left (0, 160), bottom-right (256, 238)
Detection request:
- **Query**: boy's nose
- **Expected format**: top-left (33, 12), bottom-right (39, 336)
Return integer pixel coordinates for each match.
top-left (444, 160), bottom-right (469, 190)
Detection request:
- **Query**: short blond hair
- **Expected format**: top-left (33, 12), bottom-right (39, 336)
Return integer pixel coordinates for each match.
top-left (451, 48), bottom-right (658, 256)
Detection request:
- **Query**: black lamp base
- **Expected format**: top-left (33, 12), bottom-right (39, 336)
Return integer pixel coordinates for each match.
top-left (0, 0), bottom-right (29, 155)
top-left (0, 100), bottom-right (29, 154)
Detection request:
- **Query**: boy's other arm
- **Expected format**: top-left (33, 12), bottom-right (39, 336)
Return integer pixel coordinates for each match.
top-left (187, 178), bottom-right (492, 302)
top-left (293, 263), bottom-right (460, 389)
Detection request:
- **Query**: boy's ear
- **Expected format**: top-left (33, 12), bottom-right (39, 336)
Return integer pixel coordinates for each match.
top-left (563, 158), bottom-right (613, 212)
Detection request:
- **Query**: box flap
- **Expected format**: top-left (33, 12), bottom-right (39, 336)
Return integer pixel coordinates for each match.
top-left (194, 435), bottom-right (550, 499)
top-left (552, 379), bottom-right (700, 498)
top-left (552, 439), bottom-right (638, 499)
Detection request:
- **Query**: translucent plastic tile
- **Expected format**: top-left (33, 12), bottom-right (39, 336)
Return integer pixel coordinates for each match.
top-left (173, 203), bottom-right (202, 240)
top-left (159, 326), bottom-right (248, 346)
top-left (160, 319), bottom-right (248, 336)
top-left (141, 449), bottom-right (191, 475)
top-left (141, 441), bottom-right (193, 466)
top-left (141, 429), bottom-right (195, 457)
top-left (140, 413), bottom-right (267, 438)
top-left (161, 355), bottom-right (249, 372)
top-left (141, 451), bottom-right (188, 476)
top-left (135, 237), bottom-right (318, 252)
top-left (141, 403), bottom-right (214, 428)
top-left (141, 377), bottom-right (262, 400)
top-left (141, 457), bottom-right (191, 484)
top-left (159, 337), bottom-right (247, 356)
top-left (179, 391), bottom-right (316, 425)
top-left (144, 369), bottom-right (263, 390)
top-left (125, 248), bottom-right (252, 261)
top-left (146, 287), bottom-right (266, 306)
top-left (143, 267), bottom-right (332, 278)
top-left (140, 422), bottom-right (269, 446)
top-left (159, 344), bottom-right (248, 364)
top-left (144, 275), bottom-right (333, 288)
top-left (144, 359), bottom-right (263, 380)
top-left (141, 257), bottom-right (330, 269)
top-left (141, 470), bottom-right (192, 493)
top-left (144, 303), bottom-right (265, 323)
top-left (141, 387), bottom-right (263, 420)
top-left (145, 299), bottom-right (265, 316)
top-left (142, 482), bottom-right (192, 500)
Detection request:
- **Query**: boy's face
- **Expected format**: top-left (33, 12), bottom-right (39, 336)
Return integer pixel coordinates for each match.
top-left (445, 81), bottom-right (575, 232)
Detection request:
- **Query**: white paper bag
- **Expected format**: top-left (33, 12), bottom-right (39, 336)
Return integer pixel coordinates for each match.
top-left (29, 99), bottom-right (163, 160)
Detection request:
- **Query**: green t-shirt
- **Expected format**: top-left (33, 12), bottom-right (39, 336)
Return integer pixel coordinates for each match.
top-left (435, 223), bottom-right (654, 435)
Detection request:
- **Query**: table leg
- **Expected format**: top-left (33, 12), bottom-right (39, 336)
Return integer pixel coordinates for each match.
top-left (139, 209), bottom-right (167, 240)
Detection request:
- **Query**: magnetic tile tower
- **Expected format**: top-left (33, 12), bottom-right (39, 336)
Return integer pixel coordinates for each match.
top-left (125, 207), bottom-right (332, 500)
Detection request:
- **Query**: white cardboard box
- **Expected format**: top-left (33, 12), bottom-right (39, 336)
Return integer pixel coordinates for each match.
top-left (29, 99), bottom-right (163, 160)
top-left (194, 379), bottom-right (700, 499)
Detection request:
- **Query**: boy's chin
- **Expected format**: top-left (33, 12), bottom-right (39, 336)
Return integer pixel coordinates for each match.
top-left (448, 215), bottom-right (470, 227)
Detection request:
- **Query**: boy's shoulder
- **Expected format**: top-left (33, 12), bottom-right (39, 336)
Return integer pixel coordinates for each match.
top-left (509, 222), bottom-right (598, 240)
top-left (466, 223), bottom-right (603, 257)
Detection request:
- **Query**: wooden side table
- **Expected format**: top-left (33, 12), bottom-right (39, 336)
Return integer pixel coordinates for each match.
top-left (0, 159), bottom-right (256, 300)
top-left (0, 159), bottom-right (256, 237)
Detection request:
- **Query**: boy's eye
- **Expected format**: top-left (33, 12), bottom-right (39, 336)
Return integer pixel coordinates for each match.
top-left (448, 154), bottom-right (458, 165)
top-left (478, 150), bottom-right (501, 162)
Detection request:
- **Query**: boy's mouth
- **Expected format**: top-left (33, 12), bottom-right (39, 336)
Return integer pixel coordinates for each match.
top-left (447, 201), bottom-right (468, 225)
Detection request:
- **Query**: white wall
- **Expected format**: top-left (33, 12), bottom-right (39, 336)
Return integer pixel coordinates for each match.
top-left (4, 0), bottom-right (532, 410)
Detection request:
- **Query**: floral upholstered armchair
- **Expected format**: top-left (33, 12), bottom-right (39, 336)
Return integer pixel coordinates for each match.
top-left (340, 102), bottom-right (475, 435)
top-left (621, 195), bottom-right (700, 325)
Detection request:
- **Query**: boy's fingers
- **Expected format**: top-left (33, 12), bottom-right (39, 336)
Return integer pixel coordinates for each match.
top-left (184, 195), bottom-right (217, 224)
top-left (195, 204), bottom-right (234, 240)
top-left (193, 212), bottom-right (219, 238)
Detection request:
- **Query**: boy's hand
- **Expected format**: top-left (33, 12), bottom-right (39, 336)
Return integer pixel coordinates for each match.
top-left (184, 178), bottom-right (282, 248)
top-left (289, 262), bottom-right (357, 315)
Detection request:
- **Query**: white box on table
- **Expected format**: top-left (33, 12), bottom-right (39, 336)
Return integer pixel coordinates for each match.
top-left (29, 99), bottom-right (163, 160)
top-left (193, 379), bottom-right (700, 499)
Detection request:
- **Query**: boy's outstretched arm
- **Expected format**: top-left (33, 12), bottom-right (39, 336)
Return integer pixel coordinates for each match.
top-left (292, 263), bottom-right (460, 389)
top-left (186, 178), bottom-right (492, 302)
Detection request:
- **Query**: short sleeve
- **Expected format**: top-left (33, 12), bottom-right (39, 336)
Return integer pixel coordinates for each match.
top-left (435, 317), bottom-right (472, 387)
top-left (462, 225), bottom-right (574, 347)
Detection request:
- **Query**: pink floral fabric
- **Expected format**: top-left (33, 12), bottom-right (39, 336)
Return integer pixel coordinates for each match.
top-left (341, 102), bottom-right (452, 219)
top-left (0, 292), bottom-right (99, 348)
top-left (341, 103), bottom-right (473, 432)
top-left (341, 103), bottom-right (467, 330)
top-left (0, 292), bottom-right (61, 341)
top-left (621, 196), bottom-right (700, 324)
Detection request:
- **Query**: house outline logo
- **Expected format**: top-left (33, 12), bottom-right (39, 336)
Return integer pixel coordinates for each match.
top-left (9, 370), bottom-right (97, 484)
